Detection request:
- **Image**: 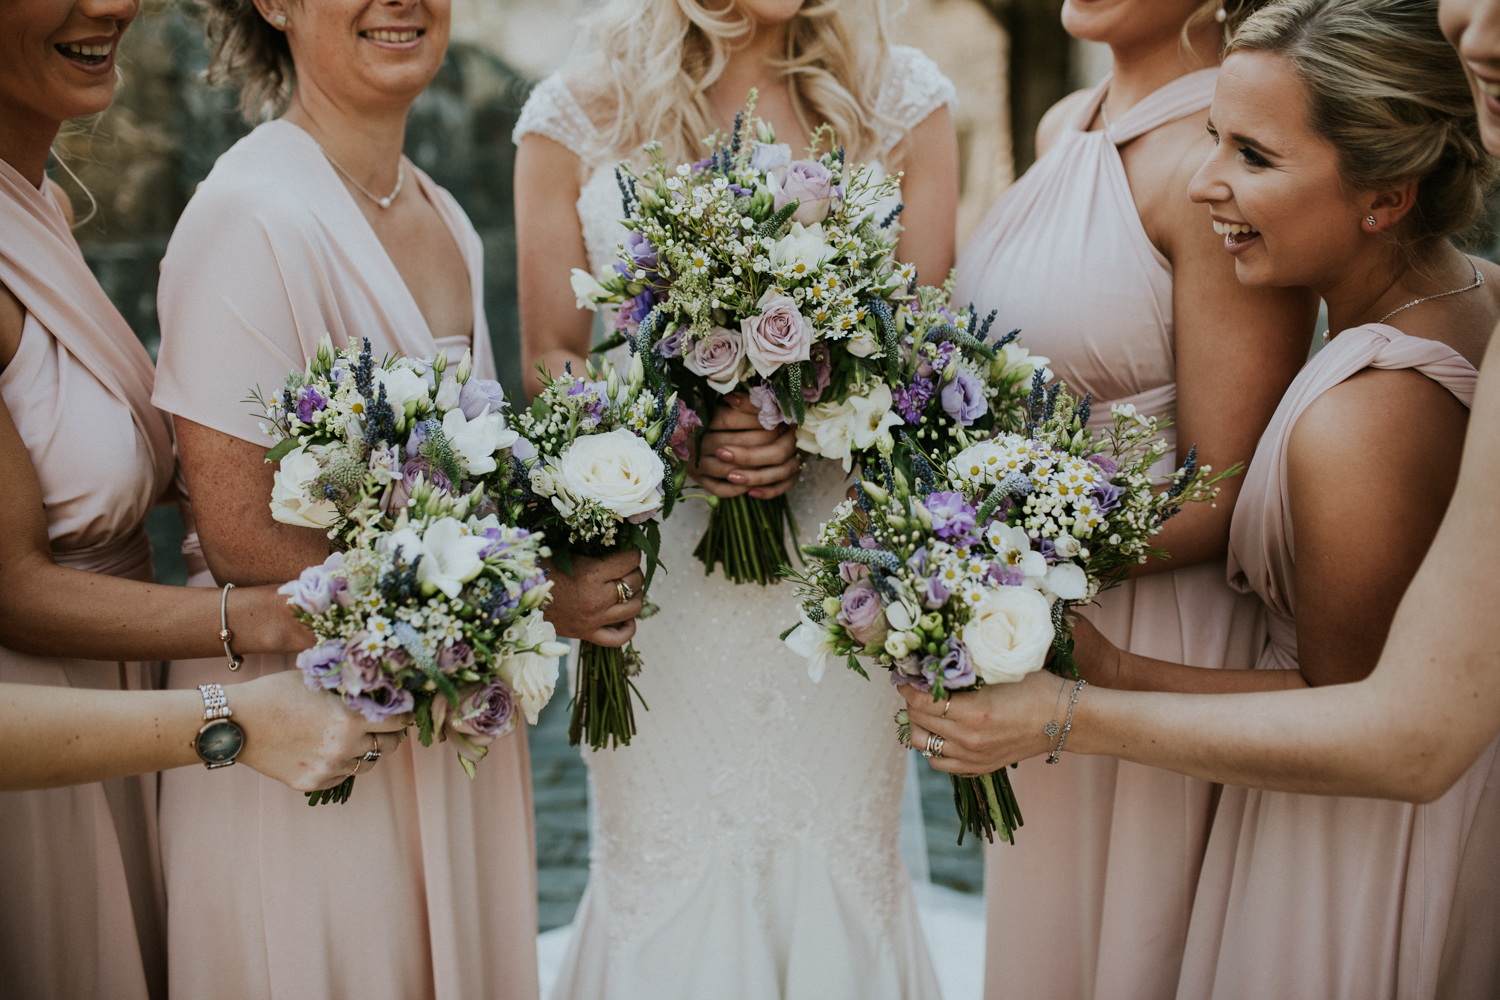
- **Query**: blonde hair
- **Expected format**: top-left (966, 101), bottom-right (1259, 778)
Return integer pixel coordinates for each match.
top-left (574, 0), bottom-right (896, 167)
top-left (1229, 0), bottom-right (1495, 250)
top-left (197, 0), bottom-right (296, 123)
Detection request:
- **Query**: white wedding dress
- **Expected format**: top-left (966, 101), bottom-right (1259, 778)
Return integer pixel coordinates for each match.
top-left (515, 47), bottom-right (955, 1000)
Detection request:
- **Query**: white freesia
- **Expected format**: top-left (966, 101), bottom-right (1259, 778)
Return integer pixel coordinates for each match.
top-left (269, 445), bottom-right (338, 528)
top-left (770, 222), bottom-right (837, 270)
top-left (434, 377), bottom-right (463, 413)
top-left (795, 397), bottom-right (856, 471)
top-left (570, 268), bottom-right (605, 311)
top-left (383, 518), bottom-right (489, 599)
top-left (1043, 562), bottom-right (1090, 602)
top-left (986, 522), bottom-right (1049, 582)
top-left (442, 406), bottom-right (517, 477)
top-left (784, 608), bottom-right (836, 682)
top-left (494, 610), bottom-right (567, 724)
top-left (554, 428), bottom-right (664, 519)
top-left (884, 596), bottom-right (919, 632)
top-left (848, 383), bottom-right (904, 452)
top-left (961, 587), bottom-right (1055, 684)
top-left (846, 326), bottom-right (881, 357)
top-left (376, 364), bottom-right (430, 410)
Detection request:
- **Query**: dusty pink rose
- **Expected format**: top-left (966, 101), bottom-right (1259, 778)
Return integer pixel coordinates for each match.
top-left (770, 160), bottom-right (842, 224)
top-left (742, 290), bottom-right (812, 378)
top-left (683, 326), bottom-right (746, 393)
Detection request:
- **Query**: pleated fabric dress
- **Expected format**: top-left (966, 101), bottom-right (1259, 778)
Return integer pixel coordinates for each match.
top-left (0, 159), bottom-right (178, 998)
top-left (1176, 322), bottom-right (1500, 1000)
top-left (952, 69), bottom-right (1268, 1000)
top-left (151, 120), bottom-right (540, 1000)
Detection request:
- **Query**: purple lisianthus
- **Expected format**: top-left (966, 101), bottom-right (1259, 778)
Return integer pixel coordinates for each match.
top-left (347, 675), bottom-right (416, 723)
top-left (614, 287), bottom-right (658, 336)
top-left (623, 231), bottom-right (658, 273)
top-left (278, 555), bottom-right (346, 614)
top-left (339, 637), bottom-right (385, 695)
top-left (940, 369), bottom-right (988, 426)
top-left (668, 398), bottom-right (703, 462)
top-left (1087, 453), bottom-right (1119, 478)
top-left (747, 383), bottom-right (792, 430)
top-left (922, 637), bottom-right (977, 691)
top-left (656, 326), bottom-right (685, 358)
top-left (925, 491), bottom-right (976, 541)
top-left (692, 157), bottom-right (713, 172)
top-left (1094, 481), bottom-right (1126, 513)
top-left (387, 457), bottom-right (451, 511)
top-left (459, 378), bottom-right (507, 420)
top-left (567, 379), bottom-right (608, 426)
top-left (451, 680), bottom-right (517, 738)
top-left (837, 580), bottom-right (889, 647)
top-left (890, 653), bottom-right (931, 692)
top-left (750, 142), bottom-right (792, 173)
top-left (804, 343), bottom-right (832, 402)
top-left (906, 546), bottom-right (929, 577)
top-left (437, 641), bottom-right (475, 675)
top-left (296, 387), bottom-right (326, 424)
top-left (296, 640), bottom-right (345, 690)
top-left (405, 420), bottom-right (430, 459)
top-left (892, 377), bottom-right (935, 424)
top-left (510, 436), bottom-right (537, 462)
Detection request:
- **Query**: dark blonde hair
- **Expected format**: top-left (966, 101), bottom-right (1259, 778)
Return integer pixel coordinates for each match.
top-left (1230, 0), bottom-right (1495, 249)
top-left (197, 0), bottom-right (295, 122)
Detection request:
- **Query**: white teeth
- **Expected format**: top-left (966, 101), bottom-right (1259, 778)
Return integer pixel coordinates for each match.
top-left (1478, 78), bottom-right (1500, 98)
top-left (60, 42), bottom-right (113, 57)
top-left (364, 29), bottom-right (420, 43)
top-left (1212, 221), bottom-right (1259, 236)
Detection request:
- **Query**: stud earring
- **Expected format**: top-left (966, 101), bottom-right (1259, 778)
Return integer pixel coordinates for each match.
top-left (1366, 215), bottom-right (1377, 227)
top-left (1215, 5), bottom-right (1227, 22)
top-left (273, 13), bottom-right (287, 27)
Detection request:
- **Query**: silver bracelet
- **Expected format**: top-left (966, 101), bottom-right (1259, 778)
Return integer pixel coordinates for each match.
top-left (1046, 678), bottom-right (1087, 764)
top-left (218, 583), bottom-right (244, 671)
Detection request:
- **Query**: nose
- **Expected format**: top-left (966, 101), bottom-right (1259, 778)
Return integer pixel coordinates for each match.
top-left (1187, 143), bottom-right (1232, 207)
top-left (74, 0), bottom-right (139, 27)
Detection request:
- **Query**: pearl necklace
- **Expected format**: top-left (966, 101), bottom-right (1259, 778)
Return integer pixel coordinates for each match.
top-left (1324, 261), bottom-right (1485, 343)
top-left (320, 146), bottom-right (405, 209)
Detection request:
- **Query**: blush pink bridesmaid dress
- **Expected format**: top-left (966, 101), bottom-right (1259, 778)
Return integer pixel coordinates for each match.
top-left (1176, 322), bottom-right (1500, 1000)
top-left (151, 121), bottom-right (539, 1000)
top-left (952, 69), bottom-right (1268, 1000)
top-left (0, 159), bottom-right (177, 998)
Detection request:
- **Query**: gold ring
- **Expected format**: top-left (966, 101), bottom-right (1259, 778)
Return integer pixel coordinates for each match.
top-left (350, 757), bottom-right (364, 777)
top-left (362, 733), bottom-right (382, 763)
top-left (941, 698), bottom-right (951, 719)
top-left (923, 732), bottom-right (945, 758)
top-left (615, 579), bottom-right (634, 604)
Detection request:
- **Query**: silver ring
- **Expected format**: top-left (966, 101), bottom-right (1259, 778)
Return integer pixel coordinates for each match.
top-left (615, 579), bottom-right (634, 604)
top-left (923, 732), bottom-right (945, 758)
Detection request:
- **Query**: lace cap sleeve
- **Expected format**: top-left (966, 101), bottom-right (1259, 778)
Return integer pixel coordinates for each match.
top-left (874, 45), bottom-right (957, 158)
top-left (513, 73), bottom-right (603, 163)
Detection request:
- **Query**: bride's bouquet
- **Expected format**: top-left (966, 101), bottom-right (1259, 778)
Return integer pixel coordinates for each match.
top-left (783, 378), bottom-right (1231, 842)
top-left (253, 335), bottom-right (523, 547)
top-left (509, 354), bottom-right (683, 750)
top-left (572, 93), bottom-right (911, 585)
top-left (282, 490), bottom-right (565, 805)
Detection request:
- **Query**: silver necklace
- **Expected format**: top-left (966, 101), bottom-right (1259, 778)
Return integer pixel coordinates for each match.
top-left (320, 147), bottom-right (405, 209)
top-left (1324, 262), bottom-right (1485, 343)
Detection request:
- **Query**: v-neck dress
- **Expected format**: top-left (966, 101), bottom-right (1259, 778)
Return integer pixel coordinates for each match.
top-left (952, 70), bottom-right (1268, 1000)
top-left (151, 120), bottom-right (539, 1000)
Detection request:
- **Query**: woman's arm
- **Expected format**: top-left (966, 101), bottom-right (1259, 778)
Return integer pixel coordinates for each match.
top-left (0, 671), bottom-right (408, 792)
top-left (1141, 120), bottom-right (1318, 577)
top-left (515, 134), bottom-right (593, 399)
top-left (887, 105), bottom-right (959, 283)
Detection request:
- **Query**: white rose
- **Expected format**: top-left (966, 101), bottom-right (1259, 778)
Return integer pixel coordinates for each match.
top-left (376, 364), bottom-right (430, 410)
top-left (1043, 562), bottom-right (1089, 602)
top-left (848, 383), bottom-right (904, 452)
top-left (494, 611), bottom-right (565, 724)
top-left (846, 326), bottom-right (881, 357)
top-left (529, 465), bottom-right (556, 497)
top-left (554, 428), bottom-right (664, 519)
top-left (383, 518), bottom-right (490, 599)
top-left (434, 377), bottom-right (463, 413)
top-left (795, 398), bottom-right (856, 471)
top-left (569, 268), bottom-right (605, 311)
top-left (269, 446), bottom-right (338, 529)
top-left (961, 587), bottom-right (1055, 684)
top-left (442, 406), bottom-right (518, 477)
top-left (1053, 533), bottom-right (1081, 559)
top-left (784, 609), bottom-right (836, 683)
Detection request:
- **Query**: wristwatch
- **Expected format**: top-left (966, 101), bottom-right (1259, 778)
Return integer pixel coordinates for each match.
top-left (193, 683), bottom-right (245, 769)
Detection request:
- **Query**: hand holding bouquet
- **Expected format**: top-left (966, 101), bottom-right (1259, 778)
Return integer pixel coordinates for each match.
top-left (784, 378), bottom-right (1232, 842)
top-left (510, 353), bottom-right (684, 750)
top-left (281, 490), bottom-right (566, 805)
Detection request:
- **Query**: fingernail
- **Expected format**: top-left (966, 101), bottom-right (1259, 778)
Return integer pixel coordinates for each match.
top-left (716, 448), bottom-right (734, 461)
top-left (748, 489), bottom-right (765, 498)
top-left (728, 472), bottom-right (748, 484)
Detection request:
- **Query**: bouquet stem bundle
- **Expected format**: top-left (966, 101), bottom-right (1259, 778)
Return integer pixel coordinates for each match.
top-left (952, 770), bottom-right (1023, 845)
top-left (695, 494), bottom-right (797, 586)
top-left (569, 641), bottom-right (646, 750)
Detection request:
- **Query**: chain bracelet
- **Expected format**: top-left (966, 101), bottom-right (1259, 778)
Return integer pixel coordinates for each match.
top-left (1046, 678), bottom-right (1087, 764)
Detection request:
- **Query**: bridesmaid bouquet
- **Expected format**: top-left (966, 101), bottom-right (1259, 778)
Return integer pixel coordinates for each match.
top-left (281, 491), bottom-right (565, 805)
top-left (509, 354), bottom-right (683, 750)
top-left (571, 93), bottom-right (909, 585)
top-left (252, 335), bottom-right (524, 547)
top-left (783, 378), bottom-right (1230, 842)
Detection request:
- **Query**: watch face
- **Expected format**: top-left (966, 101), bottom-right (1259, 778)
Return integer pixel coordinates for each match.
top-left (196, 719), bottom-right (244, 766)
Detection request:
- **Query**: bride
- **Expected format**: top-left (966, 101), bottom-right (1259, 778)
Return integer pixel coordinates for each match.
top-left (514, 0), bottom-right (958, 995)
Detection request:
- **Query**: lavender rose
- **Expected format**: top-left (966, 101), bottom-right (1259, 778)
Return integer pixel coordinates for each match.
top-left (459, 378), bottom-right (507, 420)
top-left (296, 640), bottom-right (345, 690)
top-left (836, 580), bottom-right (890, 648)
top-left (742, 289), bottom-right (812, 378)
top-left (347, 674), bottom-right (415, 723)
top-left (450, 680), bottom-right (517, 739)
top-left (940, 368), bottom-right (988, 426)
top-left (922, 637), bottom-right (978, 691)
top-left (804, 342), bottom-right (831, 402)
top-left (683, 326), bottom-right (747, 393)
top-left (771, 160), bottom-right (842, 224)
top-left (437, 641), bottom-right (475, 675)
top-left (386, 457), bottom-right (451, 512)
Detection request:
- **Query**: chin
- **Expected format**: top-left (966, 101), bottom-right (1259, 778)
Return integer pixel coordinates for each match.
top-left (734, 0), bottom-right (806, 25)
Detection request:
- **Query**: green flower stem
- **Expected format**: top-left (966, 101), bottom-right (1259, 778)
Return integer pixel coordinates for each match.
top-left (568, 641), bottom-right (644, 751)
top-left (951, 767), bottom-right (1023, 845)
top-left (694, 493), bottom-right (795, 586)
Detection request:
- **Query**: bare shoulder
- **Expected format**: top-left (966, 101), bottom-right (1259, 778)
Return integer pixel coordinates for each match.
top-left (1035, 89), bottom-right (1093, 160)
top-left (1291, 368), bottom-right (1470, 474)
top-left (44, 178), bottom-right (75, 228)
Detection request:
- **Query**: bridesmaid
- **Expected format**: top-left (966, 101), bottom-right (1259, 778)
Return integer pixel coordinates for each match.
top-left (150, 2), bottom-right (638, 997)
top-left (950, 1), bottom-right (1318, 997)
top-left (0, 1), bottom-right (401, 997)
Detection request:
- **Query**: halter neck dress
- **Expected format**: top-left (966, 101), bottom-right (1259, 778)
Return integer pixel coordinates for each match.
top-left (952, 68), bottom-right (1268, 1000)
top-left (1177, 323), bottom-right (1500, 999)
top-left (152, 120), bottom-right (539, 1000)
top-left (0, 158), bottom-right (177, 999)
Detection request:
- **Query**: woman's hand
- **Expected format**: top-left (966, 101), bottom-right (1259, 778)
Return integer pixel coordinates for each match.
top-left (543, 548), bottom-right (645, 647)
top-left (231, 671), bottom-right (412, 793)
top-left (688, 393), bottom-right (800, 500)
top-left (901, 670), bottom-right (1065, 775)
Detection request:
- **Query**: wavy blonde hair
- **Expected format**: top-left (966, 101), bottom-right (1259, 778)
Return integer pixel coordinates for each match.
top-left (574, 0), bottom-right (897, 167)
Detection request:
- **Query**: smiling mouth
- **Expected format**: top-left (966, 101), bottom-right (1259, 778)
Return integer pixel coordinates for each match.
top-left (1213, 220), bottom-right (1260, 245)
top-left (1478, 77), bottom-right (1500, 98)
top-left (56, 40), bottom-right (114, 65)
top-left (361, 28), bottom-right (423, 43)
